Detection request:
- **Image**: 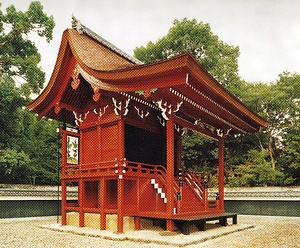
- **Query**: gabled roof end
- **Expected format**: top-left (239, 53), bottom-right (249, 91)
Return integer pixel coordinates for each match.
top-left (71, 15), bottom-right (143, 65)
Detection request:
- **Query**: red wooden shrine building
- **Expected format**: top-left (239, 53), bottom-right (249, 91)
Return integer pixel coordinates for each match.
top-left (28, 17), bottom-right (268, 233)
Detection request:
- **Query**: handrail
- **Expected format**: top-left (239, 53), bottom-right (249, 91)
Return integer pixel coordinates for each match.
top-left (125, 161), bottom-right (178, 201)
top-left (183, 169), bottom-right (204, 181)
top-left (187, 170), bottom-right (205, 194)
top-left (156, 172), bottom-right (179, 200)
top-left (125, 161), bottom-right (167, 177)
top-left (183, 170), bottom-right (206, 205)
top-left (62, 160), bottom-right (118, 176)
top-left (62, 159), bottom-right (180, 204)
top-left (62, 159), bottom-right (168, 179)
top-left (62, 160), bottom-right (215, 213)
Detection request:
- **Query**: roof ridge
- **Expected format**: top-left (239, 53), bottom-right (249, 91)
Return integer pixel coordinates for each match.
top-left (71, 15), bottom-right (143, 65)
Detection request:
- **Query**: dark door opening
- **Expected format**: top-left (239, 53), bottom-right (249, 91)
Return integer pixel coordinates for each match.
top-left (125, 124), bottom-right (166, 166)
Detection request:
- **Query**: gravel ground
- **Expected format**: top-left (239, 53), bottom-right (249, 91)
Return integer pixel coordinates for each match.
top-left (0, 215), bottom-right (299, 248)
top-left (189, 215), bottom-right (300, 248)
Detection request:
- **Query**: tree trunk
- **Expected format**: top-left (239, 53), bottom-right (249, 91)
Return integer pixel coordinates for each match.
top-left (32, 176), bottom-right (36, 185)
top-left (255, 133), bottom-right (264, 151)
top-left (267, 133), bottom-right (276, 170)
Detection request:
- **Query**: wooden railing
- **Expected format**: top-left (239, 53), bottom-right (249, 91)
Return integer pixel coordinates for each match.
top-left (183, 170), bottom-right (206, 206)
top-left (61, 159), bottom-right (170, 181)
top-left (62, 161), bottom-right (219, 211)
top-left (62, 160), bottom-right (180, 205)
top-left (125, 161), bottom-right (167, 178)
top-left (62, 160), bottom-right (119, 178)
top-left (125, 161), bottom-right (179, 203)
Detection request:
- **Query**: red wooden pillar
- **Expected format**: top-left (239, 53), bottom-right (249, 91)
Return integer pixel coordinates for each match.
top-left (117, 118), bottom-right (125, 233)
top-left (100, 178), bottom-right (106, 230)
top-left (176, 132), bottom-right (182, 214)
top-left (176, 132), bottom-right (182, 172)
top-left (61, 180), bottom-right (67, 225)
top-left (134, 216), bottom-right (141, 230)
top-left (97, 125), bottom-right (101, 161)
top-left (218, 136), bottom-right (225, 212)
top-left (79, 179), bottom-right (85, 227)
top-left (166, 114), bottom-right (175, 231)
top-left (60, 129), bottom-right (67, 225)
top-left (117, 176), bottom-right (124, 233)
top-left (60, 129), bottom-right (67, 178)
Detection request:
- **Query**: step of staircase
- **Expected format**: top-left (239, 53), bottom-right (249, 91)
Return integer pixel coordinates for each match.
top-left (151, 179), bottom-right (167, 203)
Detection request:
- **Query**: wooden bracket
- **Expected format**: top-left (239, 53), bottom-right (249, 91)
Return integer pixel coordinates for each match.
top-left (71, 68), bottom-right (80, 90)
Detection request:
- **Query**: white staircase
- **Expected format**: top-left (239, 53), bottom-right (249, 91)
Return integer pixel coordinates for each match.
top-left (151, 178), bottom-right (167, 204)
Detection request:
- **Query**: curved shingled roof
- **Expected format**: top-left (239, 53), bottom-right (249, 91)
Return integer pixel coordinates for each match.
top-left (28, 17), bottom-right (268, 136)
top-left (70, 15), bottom-right (142, 66)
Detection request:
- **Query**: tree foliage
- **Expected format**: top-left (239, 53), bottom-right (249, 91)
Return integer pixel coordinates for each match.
top-left (0, 108), bottom-right (60, 184)
top-left (0, 1), bottom-right (55, 97)
top-left (134, 18), bottom-right (241, 90)
top-left (16, 109), bottom-right (60, 185)
top-left (0, 2), bottom-right (58, 185)
top-left (182, 131), bottom-right (219, 186)
top-left (227, 149), bottom-right (285, 187)
top-left (227, 72), bottom-right (300, 186)
top-left (0, 148), bottom-right (31, 183)
top-left (0, 76), bottom-right (25, 148)
top-left (271, 72), bottom-right (300, 185)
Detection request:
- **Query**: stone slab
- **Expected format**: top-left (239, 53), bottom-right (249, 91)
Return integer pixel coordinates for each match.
top-left (41, 221), bottom-right (253, 247)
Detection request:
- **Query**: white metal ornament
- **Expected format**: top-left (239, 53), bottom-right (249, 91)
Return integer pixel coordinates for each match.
top-left (112, 97), bottom-right (130, 116)
top-left (156, 100), bottom-right (183, 120)
top-left (93, 105), bottom-right (109, 117)
top-left (73, 111), bottom-right (89, 126)
top-left (134, 106), bottom-right (149, 119)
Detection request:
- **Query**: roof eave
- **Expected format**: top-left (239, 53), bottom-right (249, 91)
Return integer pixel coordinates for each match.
top-left (28, 29), bottom-right (71, 114)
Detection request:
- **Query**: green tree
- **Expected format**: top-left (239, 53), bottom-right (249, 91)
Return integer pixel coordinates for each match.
top-left (0, 76), bottom-right (25, 149)
top-left (16, 109), bottom-right (60, 185)
top-left (134, 18), bottom-right (241, 90)
top-left (182, 131), bottom-right (219, 186)
top-left (237, 82), bottom-right (277, 168)
top-left (272, 72), bottom-right (300, 185)
top-left (0, 148), bottom-right (31, 183)
top-left (228, 149), bottom-right (285, 187)
top-left (0, 2), bottom-right (56, 184)
top-left (228, 72), bottom-right (300, 185)
top-left (0, 1), bottom-right (55, 97)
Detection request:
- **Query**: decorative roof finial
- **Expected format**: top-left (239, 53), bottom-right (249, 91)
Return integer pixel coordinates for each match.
top-left (71, 14), bottom-right (83, 34)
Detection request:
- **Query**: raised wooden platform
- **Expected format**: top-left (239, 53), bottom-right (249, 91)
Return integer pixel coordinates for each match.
top-left (134, 213), bottom-right (237, 235)
top-left (173, 213), bottom-right (237, 235)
